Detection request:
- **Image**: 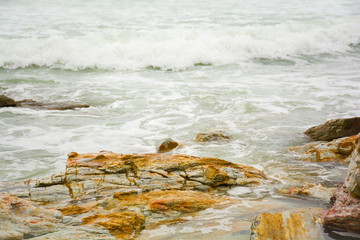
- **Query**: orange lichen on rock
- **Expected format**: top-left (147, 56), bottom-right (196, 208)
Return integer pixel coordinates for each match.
top-left (289, 134), bottom-right (360, 163)
top-left (250, 210), bottom-right (324, 240)
top-left (111, 190), bottom-right (228, 213)
top-left (59, 205), bottom-right (91, 216)
top-left (146, 190), bottom-right (223, 213)
top-left (81, 212), bottom-right (145, 239)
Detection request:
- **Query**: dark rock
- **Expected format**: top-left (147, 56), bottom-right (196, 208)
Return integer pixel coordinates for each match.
top-left (16, 99), bottom-right (89, 110)
top-left (195, 131), bottom-right (231, 142)
top-left (156, 138), bottom-right (179, 153)
top-left (0, 95), bottom-right (17, 107)
top-left (305, 117), bottom-right (360, 141)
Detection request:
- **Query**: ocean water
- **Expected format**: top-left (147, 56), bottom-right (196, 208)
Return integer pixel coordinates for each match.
top-left (1, 0), bottom-right (360, 238)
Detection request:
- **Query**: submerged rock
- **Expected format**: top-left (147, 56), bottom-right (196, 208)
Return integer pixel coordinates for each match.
top-left (304, 117), bottom-right (360, 141)
top-left (195, 131), bottom-right (231, 142)
top-left (0, 152), bottom-right (267, 239)
top-left (279, 183), bottom-right (336, 202)
top-left (156, 138), bottom-right (179, 153)
top-left (0, 95), bottom-right (17, 107)
top-left (16, 99), bottom-right (89, 110)
top-left (250, 210), bottom-right (325, 240)
top-left (289, 134), bottom-right (359, 163)
top-left (0, 95), bottom-right (89, 110)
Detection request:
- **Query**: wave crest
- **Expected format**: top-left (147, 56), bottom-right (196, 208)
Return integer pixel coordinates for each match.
top-left (1, 19), bottom-right (359, 71)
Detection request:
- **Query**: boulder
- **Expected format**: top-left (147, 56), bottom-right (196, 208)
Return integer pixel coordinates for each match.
top-left (156, 138), bottom-right (179, 153)
top-left (345, 136), bottom-right (360, 199)
top-left (250, 210), bottom-right (325, 240)
top-left (305, 117), bottom-right (360, 141)
top-left (0, 152), bottom-right (267, 239)
top-left (195, 131), bottom-right (231, 142)
top-left (0, 95), bottom-right (17, 107)
top-left (323, 136), bottom-right (360, 233)
top-left (289, 134), bottom-right (359, 162)
top-left (322, 182), bottom-right (360, 233)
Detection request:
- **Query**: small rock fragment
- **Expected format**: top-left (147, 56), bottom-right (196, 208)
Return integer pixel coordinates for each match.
top-left (156, 138), bottom-right (179, 153)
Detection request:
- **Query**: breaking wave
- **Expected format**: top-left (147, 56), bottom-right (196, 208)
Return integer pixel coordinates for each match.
top-left (0, 18), bottom-right (359, 71)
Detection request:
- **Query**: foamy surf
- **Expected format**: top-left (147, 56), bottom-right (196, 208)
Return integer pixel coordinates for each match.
top-left (1, 18), bottom-right (359, 71)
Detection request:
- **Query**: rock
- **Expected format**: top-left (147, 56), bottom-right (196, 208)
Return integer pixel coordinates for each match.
top-left (195, 131), bottom-right (231, 142)
top-left (345, 136), bottom-right (360, 198)
top-left (81, 212), bottom-right (145, 239)
top-left (0, 96), bottom-right (89, 110)
top-left (16, 99), bottom-right (89, 110)
top-left (156, 138), bottom-right (179, 153)
top-left (30, 226), bottom-right (117, 240)
top-left (0, 152), bottom-right (267, 239)
top-left (0, 95), bottom-right (17, 107)
top-left (0, 194), bottom-right (63, 240)
top-left (250, 210), bottom-right (325, 240)
top-left (305, 117), bottom-right (360, 141)
top-left (280, 183), bottom-right (336, 202)
top-left (111, 189), bottom-right (226, 213)
top-left (322, 182), bottom-right (360, 233)
top-left (323, 136), bottom-right (360, 233)
top-left (289, 134), bottom-right (359, 162)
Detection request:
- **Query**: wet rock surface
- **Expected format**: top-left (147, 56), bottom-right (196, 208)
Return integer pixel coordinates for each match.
top-left (0, 95), bottom-right (89, 110)
top-left (323, 135), bottom-right (360, 233)
top-left (195, 131), bottom-right (231, 142)
top-left (0, 95), bottom-right (17, 107)
top-left (0, 194), bottom-right (63, 240)
top-left (322, 182), bottom-right (360, 233)
top-left (15, 99), bottom-right (89, 110)
top-left (0, 152), bottom-right (267, 239)
top-left (156, 138), bottom-right (179, 153)
top-left (289, 134), bottom-right (359, 163)
top-left (279, 183), bottom-right (336, 202)
top-left (305, 117), bottom-right (360, 141)
top-left (250, 210), bottom-right (325, 240)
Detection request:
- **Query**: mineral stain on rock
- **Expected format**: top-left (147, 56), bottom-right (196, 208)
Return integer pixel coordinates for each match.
top-left (250, 210), bottom-right (324, 240)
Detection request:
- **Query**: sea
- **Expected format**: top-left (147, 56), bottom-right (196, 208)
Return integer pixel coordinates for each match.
top-left (1, 0), bottom-right (360, 239)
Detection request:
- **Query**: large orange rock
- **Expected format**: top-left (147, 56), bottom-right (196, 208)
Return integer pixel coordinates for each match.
top-left (0, 152), bottom-right (266, 239)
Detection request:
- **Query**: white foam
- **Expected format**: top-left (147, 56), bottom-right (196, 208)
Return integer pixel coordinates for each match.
top-left (0, 17), bottom-right (359, 71)
top-left (227, 187), bottom-right (252, 196)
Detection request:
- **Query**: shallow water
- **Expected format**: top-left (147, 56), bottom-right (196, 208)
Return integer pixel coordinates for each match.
top-left (1, 0), bottom-right (360, 238)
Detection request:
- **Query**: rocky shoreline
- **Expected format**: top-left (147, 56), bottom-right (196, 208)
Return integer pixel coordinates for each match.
top-left (1, 118), bottom-right (360, 239)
